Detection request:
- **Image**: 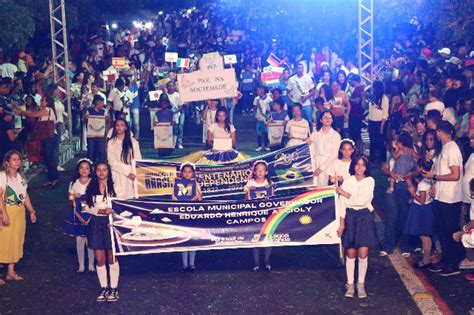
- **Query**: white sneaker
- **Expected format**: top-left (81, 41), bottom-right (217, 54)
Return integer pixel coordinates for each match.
top-left (264, 147), bottom-right (271, 151)
top-left (255, 147), bottom-right (263, 152)
top-left (357, 283), bottom-right (367, 299)
top-left (57, 166), bottom-right (65, 172)
top-left (459, 259), bottom-right (474, 269)
top-left (344, 283), bottom-right (355, 298)
top-left (178, 145), bottom-right (184, 149)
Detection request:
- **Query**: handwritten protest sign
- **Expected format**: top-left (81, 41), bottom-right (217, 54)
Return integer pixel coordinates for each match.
top-left (199, 52), bottom-right (224, 72)
top-left (177, 68), bottom-right (238, 102)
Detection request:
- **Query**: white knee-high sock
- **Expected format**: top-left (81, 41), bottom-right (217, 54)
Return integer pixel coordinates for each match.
top-left (189, 251), bottom-right (196, 267)
top-left (109, 261), bottom-right (120, 289)
top-left (76, 236), bottom-right (86, 271)
top-left (358, 257), bottom-right (368, 284)
top-left (346, 257), bottom-right (355, 284)
top-left (181, 252), bottom-right (189, 268)
top-left (96, 265), bottom-right (108, 288)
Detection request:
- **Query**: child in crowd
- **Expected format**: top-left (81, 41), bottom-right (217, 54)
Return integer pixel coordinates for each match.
top-left (172, 162), bottom-right (202, 271)
top-left (254, 86), bottom-right (272, 151)
top-left (63, 159), bottom-right (95, 273)
top-left (327, 139), bottom-right (356, 185)
top-left (386, 132), bottom-right (417, 193)
top-left (453, 179), bottom-right (474, 272)
top-left (244, 161), bottom-right (274, 271)
top-left (84, 95), bottom-right (109, 163)
top-left (271, 88), bottom-right (288, 111)
top-left (154, 94), bottom-right (174, 156)
top-left (285, 104), bottom-right (310, 147)
top-left (269, 99), bottom-right (289, 149)
top-left (84, 162), bottom-right (119, 302)
top-left (404, 159), bottom-right (435, 268)
top-left (336, 155), bottom-right (377, 299)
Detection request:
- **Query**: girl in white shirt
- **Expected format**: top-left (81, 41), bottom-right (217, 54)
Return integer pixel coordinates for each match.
top-left (327, 139), bottom-right (356, 185)
top-left (307, 110), bottom-right (342, 187)
top-left (62, 159), bottom-right (94, 273)
top-left (84, 162), bottom-right (119, 302)
top-left (244, 161), bottom-right (274, 271)
top-left (206, 108), bottom-right (236, 151)
top-left (107, 118), bottom-right (142, 199)
top-left (368, 80), bottom-right (389, 162)
top-left (285, 104), bottom-right (310, 148)
top-left (336, 155), bottom-right (376, 299)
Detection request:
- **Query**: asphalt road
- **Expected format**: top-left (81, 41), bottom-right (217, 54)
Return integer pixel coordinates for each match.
top-left (0, 110), bottom-right (472, 314)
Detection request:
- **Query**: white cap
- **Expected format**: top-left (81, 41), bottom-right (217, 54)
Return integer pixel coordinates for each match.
top-left (445, 56), bottom-right (462, 65)
top-left (438, 47), bottom-right (451, 55)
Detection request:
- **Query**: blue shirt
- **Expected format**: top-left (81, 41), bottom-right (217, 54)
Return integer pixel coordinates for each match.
top-left (130, 83), bottom-right (140, 110)
top-left (88, 107), bottom-right (106, 117)
top-left (155, 109), bottom-right (173, 123)
top-left (271, 110), bottom-right (288, 121)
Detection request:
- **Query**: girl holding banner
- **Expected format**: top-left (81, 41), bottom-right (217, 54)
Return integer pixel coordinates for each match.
top-left (107, 118), bottom-right (142, 199)
top-left (207, 108), bottom-right (236, 152)
top-left (244, 161), bottom-right (274, 271)
top-left (84, 95), bottom-right (109, 163)
top-left (307, 110), bottom-right (341, 187)
top-left (172, 162), bottom-right (202, 271)
top-left (336, 155), bottom-right (377, 299)
top-left (83, 162), bottom-right (119, 302)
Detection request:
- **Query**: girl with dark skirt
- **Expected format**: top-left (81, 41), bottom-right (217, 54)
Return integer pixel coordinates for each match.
top-left (336, 155), bottom-right (377, 299)
top-left (84, 162), bottom-right (119, 302)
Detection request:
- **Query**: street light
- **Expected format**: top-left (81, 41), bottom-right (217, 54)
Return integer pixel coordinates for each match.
top-left (111, 22), bottom-right (118, 29)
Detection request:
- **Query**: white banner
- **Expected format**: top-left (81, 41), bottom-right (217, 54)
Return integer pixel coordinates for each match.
top-left (87, 116), bottom-right (106, 138)
top-left (154, 124), bottom-right (174, 149)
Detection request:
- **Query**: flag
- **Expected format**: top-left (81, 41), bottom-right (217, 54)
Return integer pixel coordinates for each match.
top-left (148, 90), bottom-right (163, 101)
top-left (153, 67), bottom-right (168, 78)
top-left (112, 57), bottom-right (127, 68)
top-left (266, 53), bottom-right (281, 67)
top-left (261, 72), bottom-right (281, 87)
top-left (176, 58), bottom-right (190, 68)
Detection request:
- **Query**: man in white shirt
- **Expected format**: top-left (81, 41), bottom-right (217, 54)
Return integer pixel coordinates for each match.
top-left (286, 63), bottom-right (315, 123)
top-left (107, 78), bottom-right (126, 121)
top-left (166, 81), bottom-right (184, 149)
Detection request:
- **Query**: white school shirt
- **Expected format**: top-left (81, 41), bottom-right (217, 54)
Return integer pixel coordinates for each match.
top-left (327, 159), bottom-right (351, 182)
top-left (207, 123), bottom-right (235, 139)
top-left (285, 118), bottom-right (310, 147)
top-left (462, 153), bottom-right (474, 204)
top-left (434, 140), bottom-right (463, 203)
top-left (287, 74), bottom-right (314, 106)
top-left (83, 194), bottom-right (113, 217)
top-left (68, 179), bottom-right (91, 195)
top-left (253, 96), bottom-right (272, 121)
top-left (368, 95), bottom-right (389, 121)
top-left (310, 128), bottom-right (341, 173)
top-left (414, 179), bottom-right (433, 205)
top-left (339, 176), bottom-right (375, 218)
top-left (245, 179), bottom-right (269, 189)
top-left (108, 88), bottom-right (124, 112)
top-left (167, 92), bottom-right (184, 123)
top-left (54, 98), bottom-right (65, 124)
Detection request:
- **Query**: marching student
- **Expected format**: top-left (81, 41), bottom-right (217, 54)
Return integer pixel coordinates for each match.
top-left (63, 158), bottom-right (95, 273)
top-left (167, 81), bottom-right (185, 149)
top-left (336, 155), bottom-right (377, 299)
top-left (244, 160), bottom-right (274, 271)
top-left (172, 162), bottom-right (202, 271)
top-left (327, 138), bottom-right (356, 185)
top-left (269, 99), bottom-right (290, 149)
top-left (154, 93), bottom-right (175, 157)
top-left (207, 108), bottom-right (236, 150)
top-left (201, 99), bottom-right (219, 144)
top-left (404, 159), bottom-right (435, 269)
top-left (253, 86), bottom-right (272, 151)
top-left (107, 118), bottom-right (142, 199)
top-left (307, 110), bottom-right (341, 187)
top-left (84, 95), bottom-right (109, 163)
top-left (84, 162), bottom-right (119, 302)
top-left (285, 104), bottom-right (310, 147)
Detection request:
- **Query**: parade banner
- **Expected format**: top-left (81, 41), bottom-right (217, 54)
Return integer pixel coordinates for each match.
top-left (154, 124), bottom-right (174, 149)
top-left (134, 143), bottom-right (314, 198)
top-left (86, 117), bottom-right (106, 138)
top-left (177, 68), bottom-right (238, 103)
top-left (268, 122), bottom-right (285, 146)
top-left (199, 52), bottom-right (224, 71)
top-left (111, 187), bottom-right (339, 256)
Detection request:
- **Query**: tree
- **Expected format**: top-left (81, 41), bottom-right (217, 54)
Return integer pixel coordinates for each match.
top-left (0, 0), bottom-right (35, 54)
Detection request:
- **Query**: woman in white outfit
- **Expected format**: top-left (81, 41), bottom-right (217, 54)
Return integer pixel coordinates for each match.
top-left (307, 110), bottom-right (341, 187)
top-left (107, 118), bottom-right (142, 199)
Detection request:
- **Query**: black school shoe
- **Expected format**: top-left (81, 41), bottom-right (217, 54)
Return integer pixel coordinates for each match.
top-left (96, 288), bottom-right (109, 302)
top-left (107, 288), bottom-right (119, 302)
top-left (428, 263), bottom-right (443, 273)
top-left (439, 266), bottom-right (461, 277)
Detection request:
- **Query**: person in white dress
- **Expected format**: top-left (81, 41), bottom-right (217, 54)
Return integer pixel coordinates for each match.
top-left (307, 110), bottom-right (341, 187)
top-left (107, 118), bottom-right (142, 199)
top-left (285, 104), bottom-right (310, 148)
